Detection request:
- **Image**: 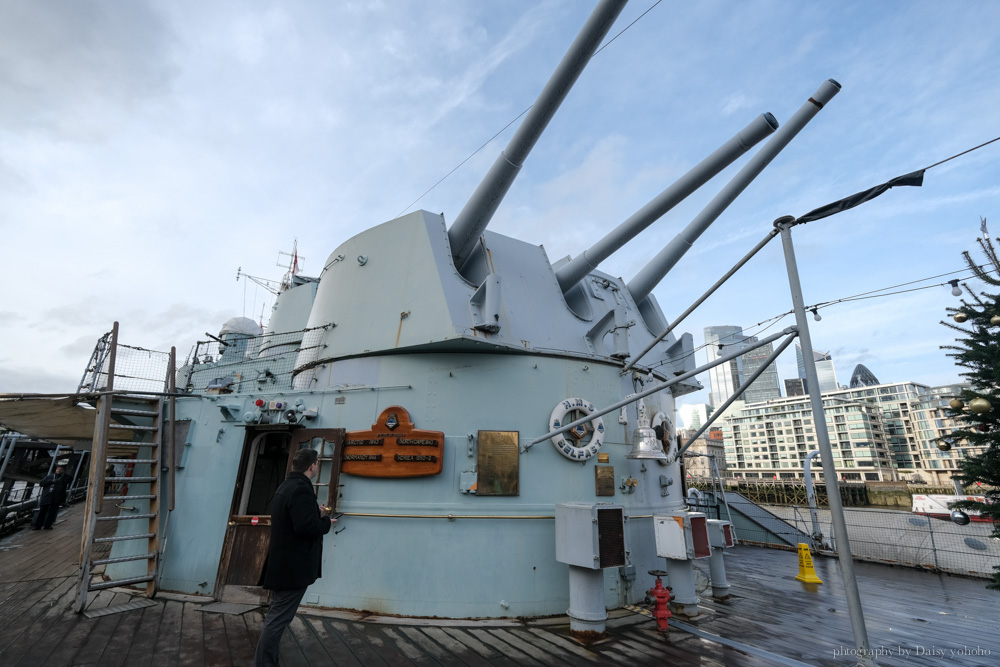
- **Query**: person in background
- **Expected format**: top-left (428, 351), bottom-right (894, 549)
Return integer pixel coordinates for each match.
top-left (33, 464), bottom-right (71, 530)
top-left (253, 447), bottom-right (335, 666)
top-left (105, 463), bottom-right (117, 494)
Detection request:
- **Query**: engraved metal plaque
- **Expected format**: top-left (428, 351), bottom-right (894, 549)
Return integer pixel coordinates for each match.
top-left (597, 453), bottom-right (610, 463)
top-left (595, 465), bottom-right (615, 496)
top-left (477, 431), bottom-right (519, 496)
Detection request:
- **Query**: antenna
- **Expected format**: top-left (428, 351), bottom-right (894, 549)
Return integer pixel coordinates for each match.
top-left (235, 269), bottom-right (282, 295)
top-left (277, 239), bottom-right (304, 291)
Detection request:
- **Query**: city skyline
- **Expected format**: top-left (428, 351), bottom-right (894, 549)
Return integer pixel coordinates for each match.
top-left (704, 325), bottom-right (782, 407)
top-left (714, 380), bottom-right (972, 487)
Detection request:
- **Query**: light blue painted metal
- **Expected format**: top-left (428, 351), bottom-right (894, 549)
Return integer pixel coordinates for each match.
top-left (104, 4), bottom-right (844, 622)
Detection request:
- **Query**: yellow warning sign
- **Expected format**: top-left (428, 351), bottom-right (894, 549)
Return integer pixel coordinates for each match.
top-left (795, 543), bottom-right (823, 584)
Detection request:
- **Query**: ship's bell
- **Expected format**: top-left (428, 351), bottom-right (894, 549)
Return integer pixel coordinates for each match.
top-left (627, 405), bottom-right (668, 460)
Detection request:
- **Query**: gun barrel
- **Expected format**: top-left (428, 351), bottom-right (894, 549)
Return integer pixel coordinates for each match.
top-left (626, 79), bottom-right (841, 304)
top-left (555, 112), bottom-right (778, 293)
top-left (447, 0), bottom-right (628, 270)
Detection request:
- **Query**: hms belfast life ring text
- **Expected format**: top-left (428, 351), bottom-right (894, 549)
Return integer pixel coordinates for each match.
top-left (549, 397), bottom-right (605, 461)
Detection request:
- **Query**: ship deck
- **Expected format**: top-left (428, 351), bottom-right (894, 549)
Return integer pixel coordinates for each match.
top-left (1, 502), bottom-right (998, 666)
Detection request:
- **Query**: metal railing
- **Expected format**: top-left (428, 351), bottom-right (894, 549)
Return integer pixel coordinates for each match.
top-left (715, 495), bottom-right (1000, 580)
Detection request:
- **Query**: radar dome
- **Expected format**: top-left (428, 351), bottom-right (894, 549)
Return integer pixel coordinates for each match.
top-left (219, 317), bottom-right (261, 337)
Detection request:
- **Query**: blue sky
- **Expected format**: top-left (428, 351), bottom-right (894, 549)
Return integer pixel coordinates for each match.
top-left (1, 0), bottom-right (998, 401)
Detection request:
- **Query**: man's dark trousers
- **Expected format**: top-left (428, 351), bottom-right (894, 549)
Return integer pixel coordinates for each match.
top-left (33, 503), bottom-right (59, 529)
top-left (253, 587), bottom-right (307, 666)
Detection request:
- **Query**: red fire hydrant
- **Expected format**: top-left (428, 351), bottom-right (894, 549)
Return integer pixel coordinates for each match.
top-left (647, 570), bottom-right (672, 631)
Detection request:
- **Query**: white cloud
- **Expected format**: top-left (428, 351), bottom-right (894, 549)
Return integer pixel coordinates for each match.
top-left (1, 0), bottom-right (999, 402)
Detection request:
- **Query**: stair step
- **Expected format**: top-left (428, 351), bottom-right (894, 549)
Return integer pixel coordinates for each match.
top-left (106, 458), bottom-right (158, 465)
top-left (109, 423), bottom-right (159, 431)
top-left (94, 532), bottom-right (156, 544)
top-left (88, 574), bottom-right (155, 591)
top-left (108, 440), bottom-right (159, 447)
top-left (97, 513), bottom-right (158, 522)
top-left (92, 552), bottom-right (158, 567)
top-left (102, 494), bottom-right (157, 502)
top-left (111, 408), bottom-right (159, 417)
top-left (105, 476), bottom-right (158, 483)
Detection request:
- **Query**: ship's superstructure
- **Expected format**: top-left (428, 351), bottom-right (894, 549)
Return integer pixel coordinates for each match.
top-left (95, 0), bottom-right (841, 624)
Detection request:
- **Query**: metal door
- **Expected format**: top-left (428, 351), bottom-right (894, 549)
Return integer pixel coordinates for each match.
top-left (215, 429), bottom-right (292, 604)
top-left (215, 428), bottom-right (344, 604)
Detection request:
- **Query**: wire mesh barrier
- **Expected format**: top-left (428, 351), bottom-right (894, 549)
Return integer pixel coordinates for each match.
top-left (76, 325), bottom-right (330, 396)
top-left (109, 344), bottom-right (173, 393)
top-left (176, 325), bottom-right (330, 395)
top-left (79, 328), bottom-right (173, 394)
top-left (717, 496), bottom-right (1000, 580)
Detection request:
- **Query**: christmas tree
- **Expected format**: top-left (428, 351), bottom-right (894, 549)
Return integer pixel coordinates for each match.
top-left (939, 217), bottom-right (1000, 591)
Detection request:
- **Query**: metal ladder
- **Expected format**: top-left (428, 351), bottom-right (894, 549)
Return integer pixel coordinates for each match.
top-left (75, 322), bottom-right (175, 613)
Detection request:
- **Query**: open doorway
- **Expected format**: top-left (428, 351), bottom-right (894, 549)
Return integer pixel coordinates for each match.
top-left (214, 427), bottom-right (344, 604)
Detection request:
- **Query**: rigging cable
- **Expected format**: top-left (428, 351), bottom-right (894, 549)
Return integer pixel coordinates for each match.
top-left (394, 1), bottom-right (664, 217)
top-left (647, 264), bottom-right (999, 373)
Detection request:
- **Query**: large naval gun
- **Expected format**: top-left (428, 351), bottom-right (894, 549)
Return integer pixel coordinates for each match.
top-left (115, 0), bottom-right (840, 626)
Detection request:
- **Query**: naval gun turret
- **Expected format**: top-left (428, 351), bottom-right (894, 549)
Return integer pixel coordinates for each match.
top-left (138, 0), bottom-right (844, 623)
top-left (447, 0), bottom-right (629, 273)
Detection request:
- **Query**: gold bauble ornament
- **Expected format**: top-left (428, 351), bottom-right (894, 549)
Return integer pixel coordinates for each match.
top-left (949, 398), bottom-right (965, 410)
top-left (937, 441), bottom-right (952, 451)
top-left (953, 312), bottom-right (968, 323)
top-left (991, 315), bottom-right (1000, 326)
top-left (969, 397), bottom-right (993, 414)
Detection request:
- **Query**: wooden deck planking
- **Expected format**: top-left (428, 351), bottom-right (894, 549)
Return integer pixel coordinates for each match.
top-left (221, 612), bottom-right (256, 666)
top-left (99, 600), bottom-right (147, 667)
top-left (2, 502), bottom-right (1000, 666)
top-left (305, 617), bottom-right (366, 666)
top-left (381, 625), bottom-right (442, 666)
top-left (200, 604), bottom-right (234, 666)
top-left (440, 627), bottom-right (521, 666)
top-left (151, 599), bottom-right (185, 666)
top-left (366, 627), bottom-right (431, 667)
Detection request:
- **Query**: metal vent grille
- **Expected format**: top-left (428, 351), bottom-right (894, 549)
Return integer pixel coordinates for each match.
top-left (596, 507), bottom-right (625, 568)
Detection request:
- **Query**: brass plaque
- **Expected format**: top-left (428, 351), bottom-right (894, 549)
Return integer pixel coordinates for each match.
top-left (477, 431), bottom-right (519, 496)
top-left (595, 466), bottom-right (615, 496)
top-left (597, 453), bottom-right (610, 463)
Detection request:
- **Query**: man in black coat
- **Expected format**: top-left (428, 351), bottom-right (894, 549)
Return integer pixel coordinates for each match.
top-left (254, 447), bottom-right (334, 667)
top-left (33, 464), bottom-right (71, 530)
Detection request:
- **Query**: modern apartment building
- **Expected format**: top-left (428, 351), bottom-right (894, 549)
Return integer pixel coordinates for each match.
top-left (719, 396), bottom-right (894, 482)
top-left (718, 381), bottom-right (975, 486)
top-left (908, 383), bottom-right (979, 487)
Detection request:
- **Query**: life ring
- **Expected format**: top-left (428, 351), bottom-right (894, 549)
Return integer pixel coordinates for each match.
top-left (549, 397), bottom-right (605, 461)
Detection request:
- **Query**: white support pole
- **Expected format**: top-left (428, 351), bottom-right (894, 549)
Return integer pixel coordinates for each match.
top-left (776, 217), bottom-right (877, 667)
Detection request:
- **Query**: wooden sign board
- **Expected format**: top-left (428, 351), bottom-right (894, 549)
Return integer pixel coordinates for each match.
top-left (342, 406), bottom-right (444, 478)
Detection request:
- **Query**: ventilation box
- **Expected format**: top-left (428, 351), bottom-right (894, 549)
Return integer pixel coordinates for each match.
top-left (653, 512), bottom-right (711, 560)
top-left (555, 502), bottom-right (626, 569)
